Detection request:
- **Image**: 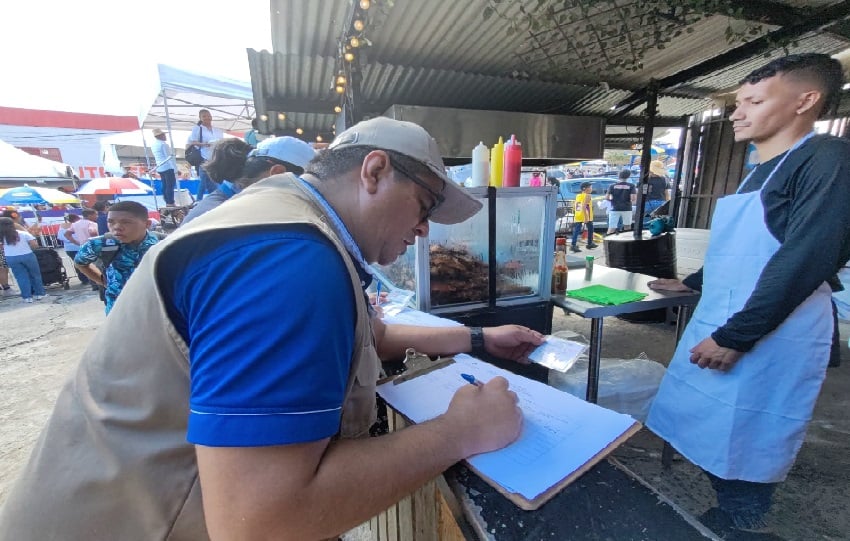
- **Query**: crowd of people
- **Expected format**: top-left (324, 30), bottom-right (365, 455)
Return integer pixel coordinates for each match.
top-left (0, 53), bottom-right (847, 541)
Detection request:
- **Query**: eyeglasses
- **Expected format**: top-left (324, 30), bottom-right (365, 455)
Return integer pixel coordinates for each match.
top-left (389, 158), bottom-right (445, 222)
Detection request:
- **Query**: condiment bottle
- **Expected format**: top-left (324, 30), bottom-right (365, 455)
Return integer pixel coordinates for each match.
top-left (552, 238), bottom-right (568, 295)
top-left (470, 142), bottom-right (490, 187)
top-left (489, 136), bottom-right (504, 187)
top-left (502, 134), bottom-right (522, 187)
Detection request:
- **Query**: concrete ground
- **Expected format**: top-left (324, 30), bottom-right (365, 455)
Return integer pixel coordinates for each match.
top-left (549, 308), bottom-right (850, 541)
top-left (1, 248), bottom-right (848, 540)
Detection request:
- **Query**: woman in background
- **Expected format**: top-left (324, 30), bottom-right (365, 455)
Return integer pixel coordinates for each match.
top-left (0, 217), bottom-right (45, 303)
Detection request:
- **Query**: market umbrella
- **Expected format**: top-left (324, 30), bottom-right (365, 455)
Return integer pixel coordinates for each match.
top-left (0, 185), bottom-right (80, 205)
top-left (75, 177), bottom-right (154, 195)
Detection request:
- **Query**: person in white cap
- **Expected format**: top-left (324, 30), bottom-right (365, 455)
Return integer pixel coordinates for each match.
top-left (0, 116), bottom-right (544, 541)
top-left (182, 136), bottom-right (316, 225)
top-left (151, 128), bottom-right (178, 205)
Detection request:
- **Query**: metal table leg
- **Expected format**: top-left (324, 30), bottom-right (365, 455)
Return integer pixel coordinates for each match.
top-left (586, 317), bottom-right (603, 403)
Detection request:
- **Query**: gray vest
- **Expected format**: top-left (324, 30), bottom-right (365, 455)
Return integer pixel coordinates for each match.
top-left (0, 174), bottom-right (380, 540)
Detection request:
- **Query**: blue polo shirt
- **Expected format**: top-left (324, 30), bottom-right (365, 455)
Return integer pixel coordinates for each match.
top-left (156, 224), bottom-right (361, 447)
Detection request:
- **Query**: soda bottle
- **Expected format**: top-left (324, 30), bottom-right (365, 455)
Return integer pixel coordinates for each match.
top-left (552, 238), bottom-right (568, 295)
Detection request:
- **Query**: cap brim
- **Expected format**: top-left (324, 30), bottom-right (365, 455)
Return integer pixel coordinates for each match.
top-left (423, 164), bottom-right (483, 225)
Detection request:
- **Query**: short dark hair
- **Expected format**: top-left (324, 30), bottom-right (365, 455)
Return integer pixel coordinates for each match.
top-left (741, 53), bottom-right (846, 117)
top-left (67, 214), bottom-right (80, 223)
top-left (108, 201), bottom-right (149, 221)
top-left (619, 169), bottom-right (632, 180)
top-left (203, 139), bottom-right (253, 183)
top-left (82, 209), bottom-right (97, 220)
top-left (202, 138), bottom-right (302, 188)
top-left (92, 201), bottom-right (108, 211)
top-left (580, 181), bottom-right (593, 189)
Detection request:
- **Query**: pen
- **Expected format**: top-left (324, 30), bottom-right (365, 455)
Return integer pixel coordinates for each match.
top-left (376, 282), bottom-right (382, 306)
top-left (461, 373), bottom-right (483, 387)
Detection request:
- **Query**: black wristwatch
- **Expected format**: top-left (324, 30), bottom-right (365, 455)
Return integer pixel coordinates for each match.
top-left (469, 326), bottom-right (486, 356)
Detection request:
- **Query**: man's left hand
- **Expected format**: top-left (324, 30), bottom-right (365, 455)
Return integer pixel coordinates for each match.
top-left (483, 325), bottom-right (545, 363)
top-left (689, 337), bottom-right (743, 371)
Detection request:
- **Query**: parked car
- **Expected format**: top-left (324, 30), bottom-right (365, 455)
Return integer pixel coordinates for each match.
top-left (555, 177), bottom-right (628, 232)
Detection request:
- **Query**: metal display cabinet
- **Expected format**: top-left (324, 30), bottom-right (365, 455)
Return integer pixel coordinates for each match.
top-left (374, 186), bottom-right (558, 336)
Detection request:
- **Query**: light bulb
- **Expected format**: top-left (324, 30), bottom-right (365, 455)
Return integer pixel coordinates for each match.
top-left (296, 128), bottom-right (303, 135)
top-left (350, 36), bottom-right (360, 48)
top-left (259, 114), bottom-right (268, 121)
top-left (336, 74), bottom-right (347, 85)
top-left (334, 105), bottom-right (342, 113)
top-left (359, 0), bottom-right (370, 9)
top-left (316, 135), bottom-right (323, 142)
top-left (344, 52), bottom-right (355, 62)
top-left (335, 85), bottom-right (345, 94)
top-left (353, 19), bottom-right (365, 31)
top-left (277, 112), bottom-right (286, 121)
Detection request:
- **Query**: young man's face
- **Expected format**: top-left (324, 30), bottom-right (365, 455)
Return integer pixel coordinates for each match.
top-left (107, 211), bottom-right (150, 244)
top-left (730, 74), bottom-right (811, 144)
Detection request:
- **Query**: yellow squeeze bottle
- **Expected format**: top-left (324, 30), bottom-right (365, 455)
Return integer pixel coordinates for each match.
top-left (490, 136), bottom-right (504, 187)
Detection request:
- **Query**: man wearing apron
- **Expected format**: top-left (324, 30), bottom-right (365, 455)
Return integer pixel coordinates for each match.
top-left (647, 53), bottom-right (850, 537)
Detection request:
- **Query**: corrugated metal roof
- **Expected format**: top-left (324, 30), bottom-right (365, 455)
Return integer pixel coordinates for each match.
top-left (255, 0), bottom-right (850, 138)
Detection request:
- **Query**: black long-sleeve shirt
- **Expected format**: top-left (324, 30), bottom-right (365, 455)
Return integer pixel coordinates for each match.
top-left (682, 135), bottom-right (850, 352)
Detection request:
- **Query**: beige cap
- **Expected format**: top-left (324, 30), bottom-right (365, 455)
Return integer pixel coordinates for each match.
top-left (151, 128), bottom-right (166, 137)
top-left (328, 117), bottom-right (482, 224)
top-left (649, 160), bottom-right (667, 177)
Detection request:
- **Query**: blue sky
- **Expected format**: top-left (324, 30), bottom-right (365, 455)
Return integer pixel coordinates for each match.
top-left (1, 0), bottom-right (272, 115)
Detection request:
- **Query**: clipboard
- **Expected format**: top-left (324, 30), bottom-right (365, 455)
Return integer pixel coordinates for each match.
top-left (377, 354), bottom-right (642, 511)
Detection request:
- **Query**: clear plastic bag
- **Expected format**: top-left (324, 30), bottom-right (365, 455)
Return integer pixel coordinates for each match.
top-left (549, 351), bottom-right (666, 422)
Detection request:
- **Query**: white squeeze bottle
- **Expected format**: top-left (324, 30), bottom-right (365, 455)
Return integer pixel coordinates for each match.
top-left (470, 142), bottom-right (490, 187)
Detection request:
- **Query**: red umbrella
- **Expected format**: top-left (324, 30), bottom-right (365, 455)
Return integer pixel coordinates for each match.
top-left (75, 177), bottom-right (154, 195)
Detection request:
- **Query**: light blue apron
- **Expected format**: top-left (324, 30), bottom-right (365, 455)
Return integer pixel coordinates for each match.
top-left (647, 133), bottom-right (833, 483)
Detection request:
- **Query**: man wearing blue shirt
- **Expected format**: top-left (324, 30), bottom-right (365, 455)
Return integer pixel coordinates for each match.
top-left (0, 117), bottom-right (545, 540)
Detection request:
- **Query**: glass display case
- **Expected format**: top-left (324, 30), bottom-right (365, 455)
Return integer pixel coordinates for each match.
top-left (374, 186), bottom-right (558, 323)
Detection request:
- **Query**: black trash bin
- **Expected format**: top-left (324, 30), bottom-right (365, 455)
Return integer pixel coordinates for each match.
top-left (604, 231), bottom-right (677, 322)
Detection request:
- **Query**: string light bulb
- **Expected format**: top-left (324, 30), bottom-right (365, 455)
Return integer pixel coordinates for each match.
top-left (359, 0), bottom-right (370, 9)
top-left (259, 114), bottom-right (268, 121)
top-left (350, 36), bottom-right (361, 48)
top-left (335, 85), bottom-right (345, 94)
top-left (353, 19), bottom-right (365, 32)
top-left (277, 112), bottom-right (286, 121)
top-left (316, 135), bottom-right (323, 142)
top-left (336, 74), bottom-right (347, 85)
top-left (344, 51), bottom-right (355, 62)
top-left (296, 128), bottom-right (304, 135)
top-left (334, 105), bottom-right (342, 113)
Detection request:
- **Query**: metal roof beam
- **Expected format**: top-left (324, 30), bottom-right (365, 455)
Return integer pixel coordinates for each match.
top-left (612, 0), bottom-right (850, 116)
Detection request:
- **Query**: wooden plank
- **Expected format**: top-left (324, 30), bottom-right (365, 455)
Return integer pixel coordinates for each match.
top-left (437, 491), bottom-right (466, 541)
top-left (386, 497), bottom-right (399, 541)
top-left (413, 480), bottom-right (438, 541)
top-left (396, 493), bottom-right (414, 541)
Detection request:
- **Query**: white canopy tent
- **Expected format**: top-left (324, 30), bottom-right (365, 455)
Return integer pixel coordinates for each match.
top-left (135, 64), bottom-right (255, 186)
top-left (139, 64), bottom-right (255, 133)
top-left (0, 138), bottom-right (75, 186)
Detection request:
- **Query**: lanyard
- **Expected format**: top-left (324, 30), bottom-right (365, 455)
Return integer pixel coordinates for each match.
top-left (737, 131), bottom-right (815, 194)
top-left (296, 176), bottom-right (373, 279)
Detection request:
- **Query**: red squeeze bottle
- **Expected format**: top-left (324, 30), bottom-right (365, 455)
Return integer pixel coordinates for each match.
top-left (502, 134), bottom-right (522, 187)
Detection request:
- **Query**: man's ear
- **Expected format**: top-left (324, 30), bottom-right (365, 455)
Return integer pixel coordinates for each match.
top-left (268, 164), bottom-right (287, 176)
top-left (360, 150), bottom-right (391, 195)
top-left (796, 90), bottom-right (822, 116)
